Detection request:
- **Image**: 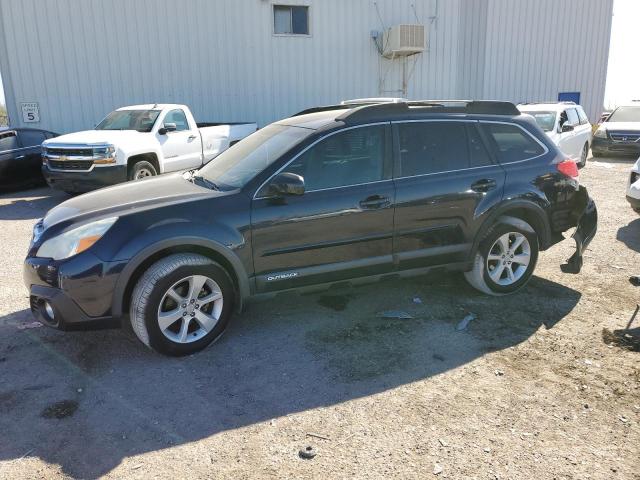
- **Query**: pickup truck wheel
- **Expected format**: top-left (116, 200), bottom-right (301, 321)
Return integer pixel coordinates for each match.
top-left (464, 218), bottom-right (539, 296)
top-left (130, 254), bottom-right (234, 356)
top-left (129, 160), bottom-right (157, 181)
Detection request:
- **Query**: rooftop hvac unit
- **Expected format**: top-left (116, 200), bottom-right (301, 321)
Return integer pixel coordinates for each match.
top-left (382, 24), bottom-right (425, 58)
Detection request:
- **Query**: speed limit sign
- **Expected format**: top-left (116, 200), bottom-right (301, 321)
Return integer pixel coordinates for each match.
top-left (21, 102), bottom-right (40, 123)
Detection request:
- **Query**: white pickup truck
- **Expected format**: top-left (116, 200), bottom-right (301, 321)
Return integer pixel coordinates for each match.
top-left (41, 104), bottom-right (256, 193)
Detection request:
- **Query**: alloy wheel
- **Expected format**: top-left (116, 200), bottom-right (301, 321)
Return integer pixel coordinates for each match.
top-left (157, 275), bottom-right (224, 344)
top-left (486, 232), bottom-right (531, 286)
top-left (135, 168), bottom-right (154, 179)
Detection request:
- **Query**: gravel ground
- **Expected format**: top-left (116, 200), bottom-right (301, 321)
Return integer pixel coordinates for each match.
top-left (0, 156), bottom-right (638, 479)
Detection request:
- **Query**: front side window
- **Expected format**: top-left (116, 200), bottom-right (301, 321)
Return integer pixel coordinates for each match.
top-left (481, 123), bottom-right (545, 163)
top-left (274, 5), bottom-right (309, 35)
top-left (286, 125), bottom-right (386, 191)
top-left (96, 110), bottom-right (160, 132)
top-left (0, 131), bottom-right (18, 151)
top-left (521, 110), bottom-right (556, 132)
top-left (164, 109), bottom-right (189, 131)
top-left (199, 124), bottom-right (313, 190)
top-left (397, 122), bottom-right (470, 176)
top-left (566, 108), bottom-right (580, 126)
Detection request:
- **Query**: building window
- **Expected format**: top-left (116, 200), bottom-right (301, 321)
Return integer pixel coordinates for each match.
top-left (273, 5), bottom-right (309, 35)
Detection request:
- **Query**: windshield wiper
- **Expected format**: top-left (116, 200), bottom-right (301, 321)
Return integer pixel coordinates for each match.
top-left (187, 171), bottom-right (219, 190)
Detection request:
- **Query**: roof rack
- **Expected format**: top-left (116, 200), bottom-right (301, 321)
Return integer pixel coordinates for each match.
top-left (293, 97), bottom-right (406, 117)
top-left (518, 101), bottom-right (576, 106)
top-left (333, 99), bottom-right (520, 122)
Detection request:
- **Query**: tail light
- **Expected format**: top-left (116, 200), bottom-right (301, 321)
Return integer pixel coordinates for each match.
top-left (556, 158), bottom-right (579, 179)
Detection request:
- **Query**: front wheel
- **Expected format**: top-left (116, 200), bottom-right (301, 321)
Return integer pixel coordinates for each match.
top-left (130, 254), bottom-right (234, 355)
top-left (578, 142), bottom-right (589, 168)
top-left (128, 160), bottom-right (157, 181)
top-left (465, 218), bottom-right (539, 295)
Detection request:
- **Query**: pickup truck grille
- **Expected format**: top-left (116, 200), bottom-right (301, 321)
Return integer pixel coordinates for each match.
top-left (48, 159), bottom-right (93, 171)
top-left (45, 147), bottom-right (95, 156)
top-left (609, 131), bottom-right (640, 143)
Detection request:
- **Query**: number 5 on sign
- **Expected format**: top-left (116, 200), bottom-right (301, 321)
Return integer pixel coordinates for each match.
top-left (21, 102), bottom-right (40, 123)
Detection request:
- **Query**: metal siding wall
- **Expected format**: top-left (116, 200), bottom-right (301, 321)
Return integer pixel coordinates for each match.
top-left (0, 0), bottom-right (612, 132)
top-left (481, 0), bottom-right (613, 120)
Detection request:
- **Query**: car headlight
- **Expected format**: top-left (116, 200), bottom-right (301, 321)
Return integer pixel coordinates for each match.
top-left (37, 217), bottom-right (118, 260)
top-left (594, 127), bottom-right (607, 138)
top-left (93, 145), bottom-right (116, 164)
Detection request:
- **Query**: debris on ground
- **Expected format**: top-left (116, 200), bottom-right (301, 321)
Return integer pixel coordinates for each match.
top-left (306, 432), bottom-right (331, 441)
top-left (438, 438), bottom-right (448, 447)
top-left (299, 445), bottom-right (317, 459)
top-left (17, 321), bottom-right (43, 330)
top-left (494, 369), bottom-right (505, 376)
top-left (433, 463), bottom-right (443, 475)
top-left (456, 313), bottom-right (476, 331)
top-left (377, 310), bottom-right (413, 319)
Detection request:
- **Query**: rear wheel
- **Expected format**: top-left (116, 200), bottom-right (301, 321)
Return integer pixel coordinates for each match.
top-left (128, 160), bottom-right (157, 181)
top-left (465, 217), bottom-right (539, 295)
top-left (129, 254), bottom-right (234, 355)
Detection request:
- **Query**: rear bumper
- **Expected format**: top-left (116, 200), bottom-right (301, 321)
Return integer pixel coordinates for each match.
top-left (592, 137), bottom-right (640, 157)
top-left (560, 186), bottom-right (597, 274)
top-left (43, 164), bottom-right (127, 192)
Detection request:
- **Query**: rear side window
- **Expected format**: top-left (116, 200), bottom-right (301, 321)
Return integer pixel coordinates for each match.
top-left (286, 125), bottom-right (386, 191)
top-left (397, 122), bottom-right (467, 176)
top-left (466, 124), bottom-right (492, 167)
top-left (19, 130), bottom-right (46, 147)
top-left (577, 107), bottom-right (589, 125)
top-left (0, 131), bottom-right (18, 151)
top-left (481, 123), bottom-right (545, 163)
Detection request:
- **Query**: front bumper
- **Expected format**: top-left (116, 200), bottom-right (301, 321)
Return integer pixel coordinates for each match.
top-left (43, 164), bottom-right (127, 193)
top-left (592, 136), bottom-right (640, 157)
top-left (560, 186), bottom-right (598, 274)
top-left (23, 253), bottom-right (124, 330)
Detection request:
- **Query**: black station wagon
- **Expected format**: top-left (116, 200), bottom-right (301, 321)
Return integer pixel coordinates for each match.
top-left (24, 100), bottom-right (597, 355)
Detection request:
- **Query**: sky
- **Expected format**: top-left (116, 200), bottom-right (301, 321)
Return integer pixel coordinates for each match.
top-left (604, 0), bottom-right (640, 109)
top-left (0, 1), bottom-right (635, 110)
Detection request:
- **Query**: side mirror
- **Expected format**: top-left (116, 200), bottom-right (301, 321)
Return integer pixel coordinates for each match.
top-left (158, 123), bottom-right (177, 135)
top-left (561, 123), bottom-right (574, 133)
top-left (267, 172), bottom-right (305, 197)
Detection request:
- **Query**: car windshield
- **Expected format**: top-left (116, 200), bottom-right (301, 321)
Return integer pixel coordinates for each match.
top-left (95, 110), bottom-right (161, 132)
top-left (607, 106), bottom-right (640, 123)
top-left (521, 111), bottom-right (556, 132)
top-left (198, 124), bottom-right (313, 189)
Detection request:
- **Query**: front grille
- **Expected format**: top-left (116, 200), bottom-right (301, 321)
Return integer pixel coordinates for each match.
top-left (46, 147), bottom-right (94, 156)
top-left (609, 131), bottom-right (640, 143)
top-left (48, 159), bottom-right (93, 171)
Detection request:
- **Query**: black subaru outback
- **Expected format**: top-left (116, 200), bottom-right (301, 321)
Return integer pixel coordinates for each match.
top-left (24, 100), bottom-right (597, 355)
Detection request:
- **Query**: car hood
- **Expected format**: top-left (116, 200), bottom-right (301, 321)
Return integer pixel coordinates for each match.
top-left (42, 129), bottom-right (148, 146)
top-left (601, 121), bottom-right (640, 131)
top-left (43, 173), bottom-right (223, 230)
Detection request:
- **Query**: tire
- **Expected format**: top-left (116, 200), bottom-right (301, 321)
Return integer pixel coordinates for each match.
top-left (578, 142), bottom-right (589, 168)
top-left (464, 217), bottom-right (539, 296)
top-left (128, 160), bottom-right (157, 181)
top-left (130, 253), bottom-right (234, 356)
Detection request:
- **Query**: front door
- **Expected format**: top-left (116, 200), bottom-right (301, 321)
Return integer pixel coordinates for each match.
top-left (157, 108), bottom-right (202, 172)
top-left (251, 123), bottom-right (395, 292)
top-left (392, 120), bottom-right (506, 269)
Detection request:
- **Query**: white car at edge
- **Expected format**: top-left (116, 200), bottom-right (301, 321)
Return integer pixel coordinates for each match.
top-left (517, 102), bottom-right (592, 168)
top-left (626, 159), bottom-right (640, 213)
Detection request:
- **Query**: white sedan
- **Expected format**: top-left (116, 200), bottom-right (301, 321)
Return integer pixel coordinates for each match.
top-left (626, 158), bottom-right (640, 213)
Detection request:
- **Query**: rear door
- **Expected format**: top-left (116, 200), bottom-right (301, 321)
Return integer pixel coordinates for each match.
top-left (575, 106), bottom-right (592, 153)
top-left (557, 109), bottom-right (576, 159)
top-left (391, 120), bottom-right (506, 269)
top-left (157, 108), bottom-right (202, 172)
top-left (0, 131), bottom-right (21, 182)
top-left (251, 123), bottom-right (395, 292)
top-left (17, 129), bottom-right (46, 178)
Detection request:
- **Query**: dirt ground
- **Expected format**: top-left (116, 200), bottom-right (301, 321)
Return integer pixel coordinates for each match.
top-left (0, 156), bottom-right (638, 479)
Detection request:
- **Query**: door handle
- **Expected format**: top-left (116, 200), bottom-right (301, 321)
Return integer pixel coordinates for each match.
top-left (188, 135), bottom-right (197, 141)
top-left (359, 195), bottom-right (390, 210)
top-left (470, 179), bottom-right (497, 192)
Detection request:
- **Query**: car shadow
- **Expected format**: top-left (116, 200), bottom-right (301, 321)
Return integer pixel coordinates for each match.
top-left (0, 187), bottom-right (67, 221)
top-left (0, 273), bottom-right (581, 478)
top-left (616, 218), bottom-right (640, 253)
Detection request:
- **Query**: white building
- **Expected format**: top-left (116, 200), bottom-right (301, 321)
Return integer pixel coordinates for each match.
top-left (0, 0), bottom-right (613, 133)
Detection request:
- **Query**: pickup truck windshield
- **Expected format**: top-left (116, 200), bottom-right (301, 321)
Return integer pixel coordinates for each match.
top-left (607, 106), bottom-right (640, 123)
top-left (198, 124), bottom-right (313, 189)
top-left (95, 110), bottom-right (161, 132)
top-left (521, 111), bottom-right (556, 132)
